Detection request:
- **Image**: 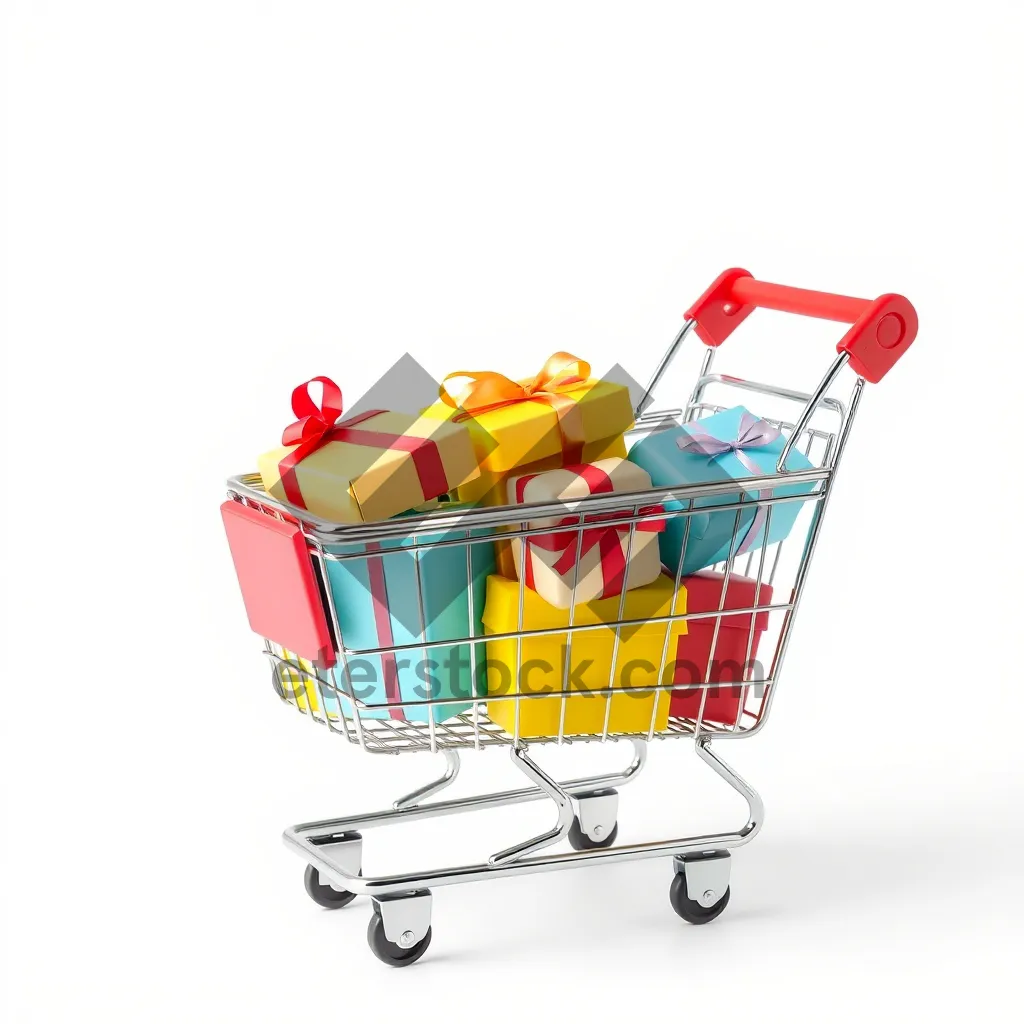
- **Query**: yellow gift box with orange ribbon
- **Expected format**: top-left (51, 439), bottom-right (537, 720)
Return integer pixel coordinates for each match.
top-left (421, 353), bottom-right (634, 506)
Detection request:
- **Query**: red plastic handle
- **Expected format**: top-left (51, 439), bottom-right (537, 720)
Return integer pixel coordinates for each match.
top-left (684, 268), bottom-right (918, 383)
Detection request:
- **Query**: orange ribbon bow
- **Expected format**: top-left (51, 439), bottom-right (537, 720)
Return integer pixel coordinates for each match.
top-left (439, 352), bottom-right (591, 464)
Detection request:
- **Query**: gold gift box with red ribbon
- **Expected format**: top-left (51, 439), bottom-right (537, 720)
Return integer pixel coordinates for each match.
top-left (258, 376), bottom-right (480, 523)
top-left (421, 353), bottom-right (634, 506)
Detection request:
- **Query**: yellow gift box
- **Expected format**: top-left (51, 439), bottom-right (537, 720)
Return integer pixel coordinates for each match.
top-left (274, 648), bottom-right (340, 719)
top-left (258, 377), bottom-right (479, 523)
top-left (481, 573), bottom-right (686, 738)
top-left (421, 352), bottom-right (634, 505)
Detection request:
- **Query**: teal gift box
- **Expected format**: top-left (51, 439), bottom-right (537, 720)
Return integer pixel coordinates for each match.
top-left (322, 507), bottom-right (495, 723)
top-left (627, 405), bottom-right (818, 576)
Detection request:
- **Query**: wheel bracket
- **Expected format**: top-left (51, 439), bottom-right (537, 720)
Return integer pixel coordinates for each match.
top-left (674, 851), bottom-right (732, 908)
top-left (373, 890), bottom-right (433, 948)
top-left (574, 789), bottom-right (619, 842)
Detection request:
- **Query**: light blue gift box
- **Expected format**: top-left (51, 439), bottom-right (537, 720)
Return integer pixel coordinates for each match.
top-left (627, 405), bottom-right (818, 576)
top-left (321, 508), bottom-right (495, 723)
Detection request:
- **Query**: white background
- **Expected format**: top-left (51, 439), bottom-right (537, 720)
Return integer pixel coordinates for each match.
top-left (3, 2), bottom-right (1023, 1021)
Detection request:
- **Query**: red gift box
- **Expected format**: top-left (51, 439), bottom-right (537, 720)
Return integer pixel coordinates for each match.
top-left (671, 571), bottom-right (775, 725)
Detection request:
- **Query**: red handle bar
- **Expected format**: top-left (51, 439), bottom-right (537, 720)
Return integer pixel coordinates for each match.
top-left (684, 268), bottom-right (918, 383)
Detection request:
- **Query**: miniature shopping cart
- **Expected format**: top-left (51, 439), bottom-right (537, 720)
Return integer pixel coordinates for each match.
top-left (224, 270), bottom-right (917, 966)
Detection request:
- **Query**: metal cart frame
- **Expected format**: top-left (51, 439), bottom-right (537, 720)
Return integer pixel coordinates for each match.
top-left (225, 269), bottom-right (916, 965)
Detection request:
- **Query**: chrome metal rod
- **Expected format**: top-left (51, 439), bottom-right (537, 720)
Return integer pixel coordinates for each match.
top-left (315, 488), bottom-right (825, 560)
top-left (776, 352), bottom-right (850, 473)
top-left (392, 749), bottom-right (461, 810)
top-left (488, 745), bottom-right (575, 866)
top-left (284, 738), bottom-right (760, 897)
top-left (228, 466), bottom-right (830, 545)
top-left (311, 601), bottom-right (796, 661)
top-left (634, 318), bottom-right (696, 418)
top-left (694, 737), bottom-right (764, 832)
top-left (692, 373), bottom-right (846, 424)
top-left (297, 831), bottom-right (754, 898)
top-left (749, 376), bottom-right (866, 734)
top-left (288, 739), bottom-right (648, 839)
top-left (684, 346), bottom-right (716, 416)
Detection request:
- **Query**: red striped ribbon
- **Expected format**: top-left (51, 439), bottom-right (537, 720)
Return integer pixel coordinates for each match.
top-left (515, 463), bottom-right (665, 600)
top-left (365, 543), bottom-right (405, 722)
top-left (277, 376), bottom-right (449, 513)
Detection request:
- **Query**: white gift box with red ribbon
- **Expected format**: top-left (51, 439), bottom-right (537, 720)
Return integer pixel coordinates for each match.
top-left (507, 458), bottom-right (665, 610)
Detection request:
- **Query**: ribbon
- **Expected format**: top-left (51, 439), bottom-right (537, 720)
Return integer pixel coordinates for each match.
top-left (515, 464), bottom-right (665, 601)
top-left (277, 376), bottom-right (449, 513)
top-left (365, 544), bottom-right (405, 722)
top-left (439, 352), bottom-right (591, 465)
top-left (675, 412), bottom-right (782, 557)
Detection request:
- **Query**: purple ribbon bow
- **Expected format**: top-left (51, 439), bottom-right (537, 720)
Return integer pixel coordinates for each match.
top-left (676, 412), bottom-right (782, 557)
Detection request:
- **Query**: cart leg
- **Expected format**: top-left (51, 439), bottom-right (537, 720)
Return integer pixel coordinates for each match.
top-left (286, 738), bottom-right (648, 847)
top-left (392, 750), bottom-right (460, 810)
top-left (367, 890), bottom-right (433, 967)
top-left (662, 737), bottom-right (762, 925)
top-left (695, 737), bottom-right (763, 834)
top-left (488, 743), bottom-right (575, 865)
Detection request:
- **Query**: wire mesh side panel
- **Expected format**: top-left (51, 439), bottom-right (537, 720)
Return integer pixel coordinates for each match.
top-left (669, 388), bottom-right (840, 738)
top-left (667, 413), bottom-right (834, 739)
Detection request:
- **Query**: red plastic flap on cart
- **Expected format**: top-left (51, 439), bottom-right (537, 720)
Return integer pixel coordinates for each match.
top-left (221, 501), bottom-right (336, 667)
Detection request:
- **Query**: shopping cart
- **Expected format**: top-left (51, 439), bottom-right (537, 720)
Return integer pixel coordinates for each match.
top-left (224, 270), bottom-right (917, 966)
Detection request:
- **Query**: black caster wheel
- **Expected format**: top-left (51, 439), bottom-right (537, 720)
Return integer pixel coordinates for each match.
top-left (669, 870), bottom-right (730, 924)
top-left (367, 913), bottom-right (432, 967)
top-left (303, 863), bottom-right (358, 910)
top-left (567, 817), bottom-right (618, 850)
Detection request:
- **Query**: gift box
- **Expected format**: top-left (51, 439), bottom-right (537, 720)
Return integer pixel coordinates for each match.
top-left (258, 376), bottom-right (479, 523)
top-left (421, 352), bottom-right (634, 506)
top-left (506, 458), bottom-right (664, 609)
top-left (322, 506), bottom-right (495, 723)
top-left (465, 435), bottom-right (628, 579)
top-left (481, 573), bottom-right (686, 738)
top-left (670, 571), bottom-right (775, 725)
top-left (272, 647), bottom-right (340, 718)
top-left (627, 405), bottom-right (817, 576)
top-left (457, 435), bottom-right (630, 508)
